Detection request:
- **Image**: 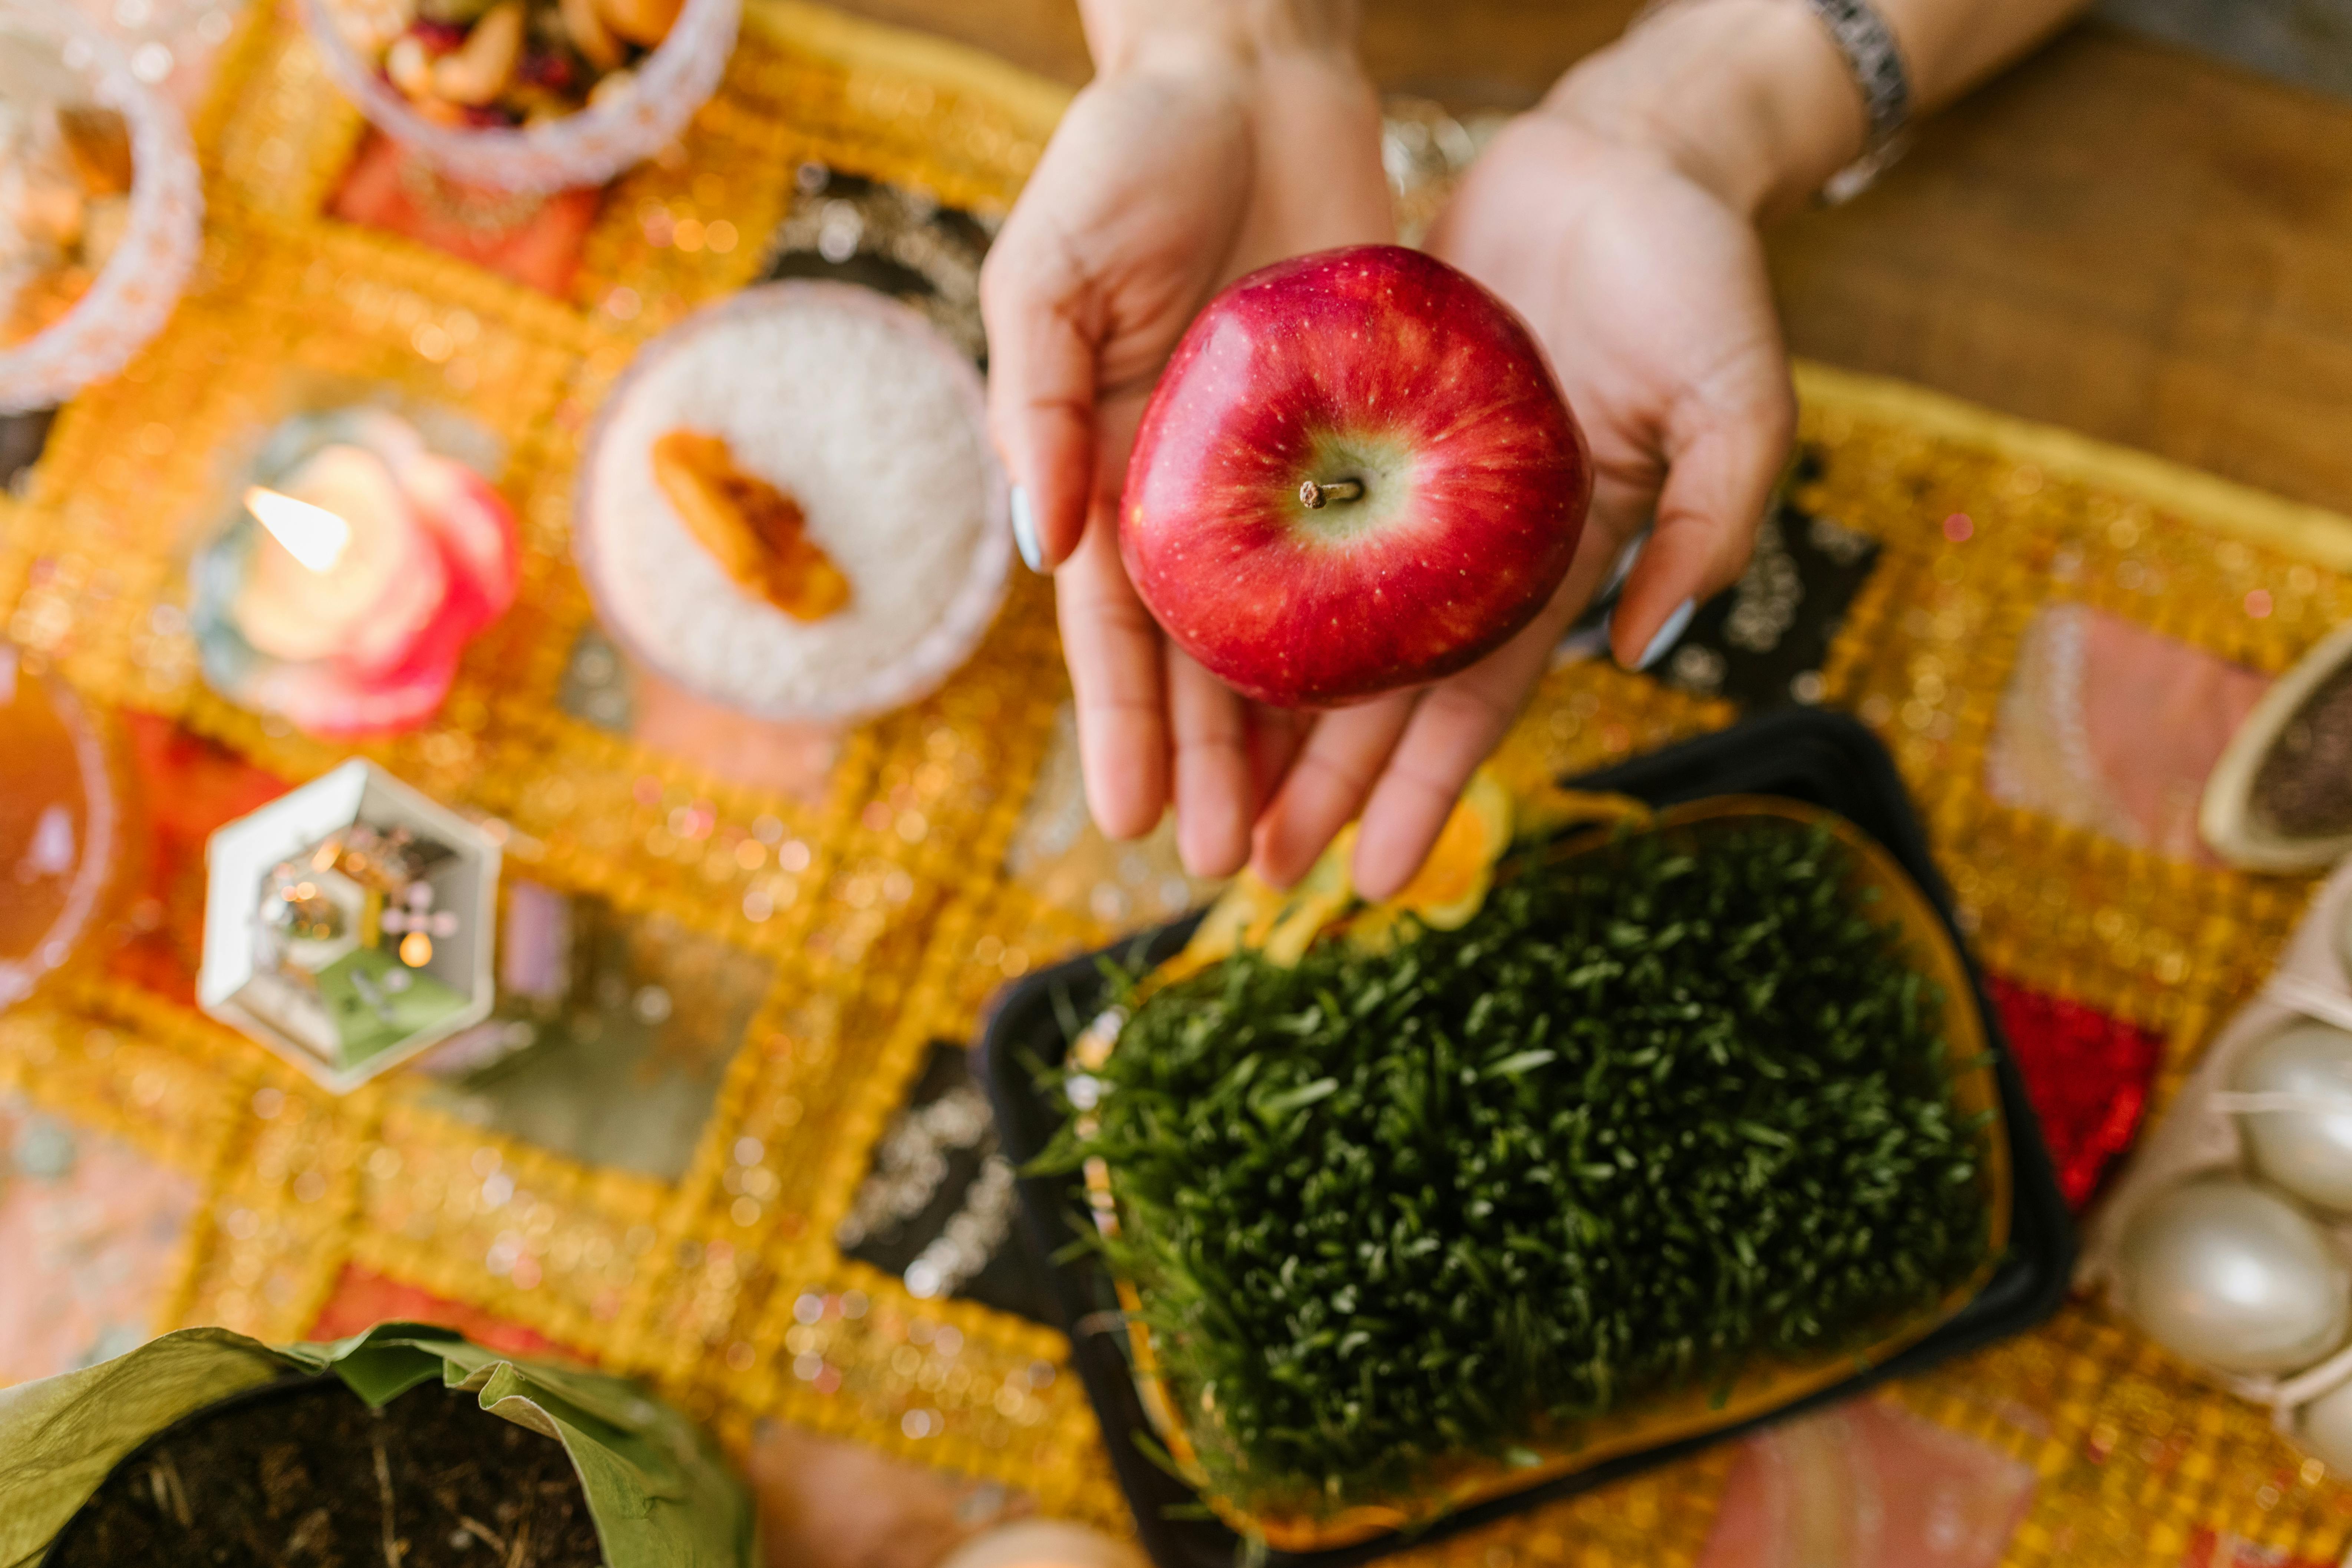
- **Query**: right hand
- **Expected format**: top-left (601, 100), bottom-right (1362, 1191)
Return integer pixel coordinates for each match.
top-left (978, 11), bottom-right (1394, 879)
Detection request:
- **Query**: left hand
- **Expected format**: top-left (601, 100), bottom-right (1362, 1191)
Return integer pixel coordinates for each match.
top-left (979, 17), bottom-right (1395, 883)
top-left (1251, 105), bottom-right (1797, 897)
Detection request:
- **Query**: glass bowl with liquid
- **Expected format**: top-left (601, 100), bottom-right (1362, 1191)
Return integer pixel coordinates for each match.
top-left (0, 642), bottom-right (122, 1010)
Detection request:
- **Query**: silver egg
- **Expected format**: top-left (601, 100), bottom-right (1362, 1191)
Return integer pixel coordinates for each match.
top-left (2117, 1177), bottom-right (2349, 1374)
top-left (2234, 1022), bottom-right (2352, 1213)
top-left (2302, 1376), bottom-right (2352, 1470)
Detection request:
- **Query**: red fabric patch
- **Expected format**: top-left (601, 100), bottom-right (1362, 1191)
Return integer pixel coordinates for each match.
top-left (325, 131), bottom-right (601, 299)
top-left (1988, 974), bottom-right (2163, 1211)
top-left (102, 715), bottom-right (293, 1006)
top-left (2185, 1525), bottom-right (2332, 1568)
top-left (309, 1264), bottom-right (591, 1364)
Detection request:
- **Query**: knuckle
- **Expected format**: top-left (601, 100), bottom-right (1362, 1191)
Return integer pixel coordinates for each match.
top-left (1178, 727), bottom-right (1250, 764)
top-left (1297, 746), bottom-right (1379, 801)
top-left (1420, 680), bottom-right (1512, 739)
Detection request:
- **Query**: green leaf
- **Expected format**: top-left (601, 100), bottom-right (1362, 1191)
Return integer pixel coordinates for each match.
top-left (1484, 1049), bottom-right (1558, 1078)
top-left (1255, 1077), bottom-right (1340, 1120)
top-left (329, 1344), bottom-right (449, 1409)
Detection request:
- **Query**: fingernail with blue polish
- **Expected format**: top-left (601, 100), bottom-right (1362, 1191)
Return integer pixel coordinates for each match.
top-left (1601, 532), bottom-right (1647, 600)
top-left (1010, 484), bottom-right (1044, 574)
top-left (1636, 597), bottom-right (1696, 672)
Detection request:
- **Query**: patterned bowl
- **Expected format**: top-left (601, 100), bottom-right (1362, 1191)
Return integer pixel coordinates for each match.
top-left (300, 0), bottom-right (739, 194)
top-left (0, 4), bottom-right (202, 415)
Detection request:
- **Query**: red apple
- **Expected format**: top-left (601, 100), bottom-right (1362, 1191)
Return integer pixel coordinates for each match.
top-left (1118, 244), bottom-right (1590, 710)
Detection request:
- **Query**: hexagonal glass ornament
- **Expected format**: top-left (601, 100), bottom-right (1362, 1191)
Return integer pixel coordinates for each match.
top-left (198, 760), bottom-right (499, 1092)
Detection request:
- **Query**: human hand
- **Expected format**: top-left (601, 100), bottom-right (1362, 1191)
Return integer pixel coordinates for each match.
top-left (1246, 133), bottom-right (1794, 896)
top-left (1250, 3), bottom-right (1865, 897)
top-left (978, 3), bottom-right (1393, 880)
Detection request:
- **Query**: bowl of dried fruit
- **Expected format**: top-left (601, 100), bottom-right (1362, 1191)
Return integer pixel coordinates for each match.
top-left (0, 3), bottom-right (202, 413)
top-left (302, 0), bottom-right (738, 193)
top-left (981, 709), bottom-right (2071, 1567)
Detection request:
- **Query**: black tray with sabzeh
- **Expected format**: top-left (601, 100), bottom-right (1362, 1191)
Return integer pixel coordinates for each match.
top-left (977, 707), bottom-right (2070, 1568)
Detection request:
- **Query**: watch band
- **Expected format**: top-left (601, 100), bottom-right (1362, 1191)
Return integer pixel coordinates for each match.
top-left (1627, 0), bottom-right (1916, 201)
top-left (1803, 0), bottom-right (1911, 153)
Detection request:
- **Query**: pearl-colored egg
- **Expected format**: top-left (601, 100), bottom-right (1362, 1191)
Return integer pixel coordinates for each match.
top-left (2117, 1177), bottom-right (2350, 1374)
top-left (2235, 1022), bottom-right (2352, 1212)
top-left (2302, 1377), bottom-right (2352, 1470)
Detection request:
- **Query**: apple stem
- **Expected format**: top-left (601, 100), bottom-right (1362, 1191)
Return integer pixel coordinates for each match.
top-left (1299, 478), bottom-right (1365, 509)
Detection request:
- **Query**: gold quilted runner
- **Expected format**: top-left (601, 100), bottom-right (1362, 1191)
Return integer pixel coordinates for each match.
top-left (7, 4), bottom-right (2352, 1563)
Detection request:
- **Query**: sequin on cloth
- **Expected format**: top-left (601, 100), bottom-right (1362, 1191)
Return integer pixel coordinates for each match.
top-left (1989, 974), bottom-right (2164, 1211)
top-left (8, 4), bottom-right (2352, 1563)
top-left (1697, 1396), bottom-right (2036, 1568)
top-left (309, 1263), bottom-right (585, 1362)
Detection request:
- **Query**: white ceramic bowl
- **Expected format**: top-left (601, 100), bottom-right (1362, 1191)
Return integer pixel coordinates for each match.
top-left (300, 0), bottom-right (738, 194)
top-left (574, 280), bottom-right (1012, 726)
top-left (0, 4), bottom-right (201, 414)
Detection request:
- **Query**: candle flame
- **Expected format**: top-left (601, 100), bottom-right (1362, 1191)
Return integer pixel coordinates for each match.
top-left (244, 485), bottom-right (353, 573)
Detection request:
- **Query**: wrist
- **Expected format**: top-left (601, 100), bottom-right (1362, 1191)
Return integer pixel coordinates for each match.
top-left (1545, 0), bottom-right (1870, 220)
top-left (1080, 0), bottom-right (1358, 81)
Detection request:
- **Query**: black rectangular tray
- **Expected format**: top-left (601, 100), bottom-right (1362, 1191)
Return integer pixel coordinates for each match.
top-left (976, 707), bottom-right (2072, 1568)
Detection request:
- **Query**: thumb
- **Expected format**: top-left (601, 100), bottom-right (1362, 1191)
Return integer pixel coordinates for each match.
top-left (1609, 380), bottom-right (1795, 671)
top-left (979, 229), bottom-right (1101, 574)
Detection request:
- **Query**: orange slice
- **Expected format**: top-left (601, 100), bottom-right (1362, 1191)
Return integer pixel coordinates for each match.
top-left (1148, 769), bottom-right (1530, 987)
top-left (1386, 769), bottom-right (1512, 931)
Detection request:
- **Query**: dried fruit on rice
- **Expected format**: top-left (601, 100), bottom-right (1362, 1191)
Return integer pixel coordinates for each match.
top-left (651, 429), bottom-right (852, 623)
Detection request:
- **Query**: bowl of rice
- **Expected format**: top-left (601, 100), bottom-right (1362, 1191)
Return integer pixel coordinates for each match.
top-left (574, 281), bottom-right (1012, 726)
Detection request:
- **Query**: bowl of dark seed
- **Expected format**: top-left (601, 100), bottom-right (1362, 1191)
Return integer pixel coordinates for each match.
top-left (2203, 621), bottom-right (2352, 872)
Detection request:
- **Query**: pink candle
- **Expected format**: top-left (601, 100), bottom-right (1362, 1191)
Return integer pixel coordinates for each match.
top-left (195, 408), bottom-right (517, 736)
top-left (236, 445), bottom-right (451, 671)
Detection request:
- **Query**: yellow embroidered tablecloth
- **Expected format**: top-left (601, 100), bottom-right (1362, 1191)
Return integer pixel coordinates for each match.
top-left (7, 4), bottom-right (2352, 1564)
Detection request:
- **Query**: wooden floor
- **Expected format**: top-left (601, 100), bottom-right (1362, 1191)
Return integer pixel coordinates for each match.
top-left (833, 0), bottom-right (2352, 521)
top-left (1772, 23), bottom-right (2352, 519)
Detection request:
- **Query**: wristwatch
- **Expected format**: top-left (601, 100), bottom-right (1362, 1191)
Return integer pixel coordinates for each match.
top-left (1802, 0), bottom-right (1913, 202)
top-left (1631, 0), bottom-right (1915, 203)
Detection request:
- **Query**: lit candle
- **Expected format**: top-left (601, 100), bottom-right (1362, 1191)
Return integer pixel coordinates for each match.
top-left (232, 443), bottom-right (450, 673)
top-left (244, 486), bottom-right (351, 571)
top-left (192, 407), bottom-right (518, 736)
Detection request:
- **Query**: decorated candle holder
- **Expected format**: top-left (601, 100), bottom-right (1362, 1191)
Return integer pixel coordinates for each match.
top-left (198, 759), bottom-right (499, 1092)
top-left (188, 406), bottom-right (517, 737)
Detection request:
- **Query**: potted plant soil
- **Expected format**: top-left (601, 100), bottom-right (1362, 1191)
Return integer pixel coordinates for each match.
top-left (0, 1323), bottom-right (754, 1568)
